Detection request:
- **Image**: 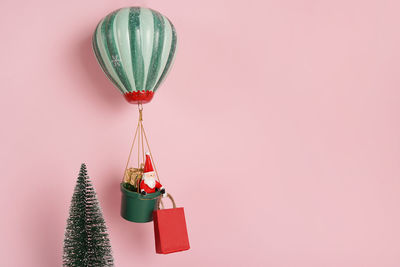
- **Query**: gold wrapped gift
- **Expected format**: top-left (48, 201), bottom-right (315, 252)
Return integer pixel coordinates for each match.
top-left (123, 167), bottom-right (144, 187)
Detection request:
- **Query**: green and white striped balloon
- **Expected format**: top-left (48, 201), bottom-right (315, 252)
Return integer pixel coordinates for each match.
top-left (92, 7), bottom-right (177, 104)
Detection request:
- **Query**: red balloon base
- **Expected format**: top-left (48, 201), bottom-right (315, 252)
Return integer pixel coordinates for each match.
top-left (124, 91), bottom-right (154, 104)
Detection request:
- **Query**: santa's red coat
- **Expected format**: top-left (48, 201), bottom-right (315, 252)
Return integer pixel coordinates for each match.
top-left (140, 179), bottom-right (163, 194)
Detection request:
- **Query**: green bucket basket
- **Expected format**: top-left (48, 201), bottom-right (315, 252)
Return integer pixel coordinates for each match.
top-left (120, 183), bottom-right (161, 223)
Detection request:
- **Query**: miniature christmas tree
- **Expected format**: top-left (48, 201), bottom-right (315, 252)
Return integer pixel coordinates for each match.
top-left (63, 163), bottom-right (114, 267)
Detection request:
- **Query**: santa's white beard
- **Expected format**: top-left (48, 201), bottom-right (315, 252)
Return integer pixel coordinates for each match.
top-left (143, 176), bottom-right (156, 188)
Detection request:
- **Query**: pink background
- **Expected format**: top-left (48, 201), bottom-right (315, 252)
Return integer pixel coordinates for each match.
top-left (1, 0), bottom-right (400, 266)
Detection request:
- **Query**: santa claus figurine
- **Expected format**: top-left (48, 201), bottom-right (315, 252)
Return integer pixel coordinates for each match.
top-left (140, 152), bottom-right (166, 196)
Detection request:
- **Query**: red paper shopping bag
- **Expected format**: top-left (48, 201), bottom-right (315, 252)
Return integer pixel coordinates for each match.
top-left (153, 194), bottom-right (190, 254)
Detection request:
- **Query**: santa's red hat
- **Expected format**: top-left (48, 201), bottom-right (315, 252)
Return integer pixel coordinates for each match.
top-left (143, 152), bottom-right (154, 173)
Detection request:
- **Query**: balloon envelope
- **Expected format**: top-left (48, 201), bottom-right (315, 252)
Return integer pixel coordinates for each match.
top-left (92, 7), bottom-right (177, 104)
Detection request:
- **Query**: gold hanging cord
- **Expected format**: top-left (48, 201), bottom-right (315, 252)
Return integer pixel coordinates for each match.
top-left (122, 103), bottom-right (161, 183)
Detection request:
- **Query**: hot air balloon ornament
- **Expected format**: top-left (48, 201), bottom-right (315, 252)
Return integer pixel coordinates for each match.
top-left (92, 6), bottom-right (177, 223)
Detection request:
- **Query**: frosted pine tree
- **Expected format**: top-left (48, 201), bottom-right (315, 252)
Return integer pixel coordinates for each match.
top-left (63, 163), bottom-right (114, 267)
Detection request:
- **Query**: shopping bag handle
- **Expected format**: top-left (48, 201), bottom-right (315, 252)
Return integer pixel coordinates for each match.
top-left (157, 193), bottom-right (176, 210)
